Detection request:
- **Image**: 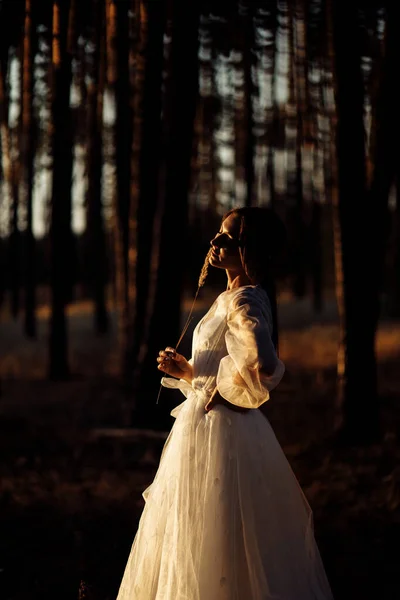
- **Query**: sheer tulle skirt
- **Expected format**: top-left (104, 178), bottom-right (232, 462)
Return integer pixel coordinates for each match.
top-left (116, 389), bottom-right (334, 600)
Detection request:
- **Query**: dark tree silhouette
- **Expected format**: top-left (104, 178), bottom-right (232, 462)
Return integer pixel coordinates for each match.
top-left (86, 0), bottom-right (109, 334)
top-left (22, 0), bottom-right (38, 338)
top-left (0, 51), bottom-right (21, 320)
top-left (367, 4), bottom-right (400, 309)
top-left (49, 0), bottom-right (75, 379)
top-left (330, 1), bottom-right (379, 442)
top-left (136, 0), bottom-right (200, 428)
top-left (128, 0), bottom-right (166, 390)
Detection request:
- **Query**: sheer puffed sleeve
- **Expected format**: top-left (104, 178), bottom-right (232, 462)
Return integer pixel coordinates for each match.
top-left (216, 288), bottom-right (285, 409)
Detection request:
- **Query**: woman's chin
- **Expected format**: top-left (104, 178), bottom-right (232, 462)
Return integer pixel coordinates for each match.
top-left (208, 256), bottom-right (220, 267)
top-left (208, 256), bottom-right (223, 269)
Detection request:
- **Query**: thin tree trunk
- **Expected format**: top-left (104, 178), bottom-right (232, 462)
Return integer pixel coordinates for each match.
top-left (22, 0), bottom-right (37, 338)
top-left (209, 28), bottom-right (218, 215)
top-left (310, 174), bottom-right (323, 312)
top-left (331, 1), bottom-right (379, 442)
top-left (242, 5), bottom-right (255, 207)
top-left (137, 0), bottom-right (200, 428)
top-left (234, 30), bottom-right (246, 206)
top-left (130, 0), bottom-right (166, 394)
top-left (309, 7), bottom-right (324, 313)
top-left (49, 0), bottom-right (75, 379)
top-left (234, 5), bottom-right (255, 208)
top-left (106, 0), bottom-right (126, 372)
top-left (291, 1), bottom-right (307, 299)
top-left (115, 0), bottom-right (131, 336)
top-left (124, 0), bottom-right (147, 384)
top-left (393, 179), bottom-right (400, 316)
top-left (86, 0), bottom-right (108, 334)
top-left (198, 17), bottom-right (217, 216)
top-left (322, 2), bottom-right (341, 345)
top-left (106, 0), bottom-right (132, 375)
top-left (0, 55), bottom-right (21, 319)
top-left (188, 93), bottom-right (202, 227)
top-left (264, 4), bottom-right (278, 208)
top-left (367, 5), bottom-right (400, 309)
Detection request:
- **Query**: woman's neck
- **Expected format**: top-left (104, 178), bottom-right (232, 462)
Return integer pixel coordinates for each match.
top-left (225, 270), bottom-right (252, 290)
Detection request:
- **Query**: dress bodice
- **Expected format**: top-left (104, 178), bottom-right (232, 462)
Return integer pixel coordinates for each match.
top-left (162, 285), bottom-right (285, 409)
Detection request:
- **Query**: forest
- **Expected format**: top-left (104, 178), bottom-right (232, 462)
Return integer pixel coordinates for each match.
top-left (0, 0), bottom-right (399, 598)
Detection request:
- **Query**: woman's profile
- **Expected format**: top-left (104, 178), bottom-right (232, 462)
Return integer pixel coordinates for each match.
top-left (117, 207), bottom-right (334, 599)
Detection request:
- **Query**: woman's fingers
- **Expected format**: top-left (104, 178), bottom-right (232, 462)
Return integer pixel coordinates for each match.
top-left (158, 348), bottom-right (177, 358)
top-left (157, 349), bottom-right (171, 372)
top-left (156, 347), bottom-right (184, 374)
top-left (157, 359), bottom-right (170, 371)
top-left (157, 348), bottom-right (177, 372)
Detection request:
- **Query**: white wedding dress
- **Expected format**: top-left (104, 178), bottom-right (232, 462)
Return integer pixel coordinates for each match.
top-left (117, 285), bottom-right (334, 600)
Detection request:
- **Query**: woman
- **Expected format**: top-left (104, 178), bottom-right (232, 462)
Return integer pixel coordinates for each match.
top-left (117, 207), bottom-right (334, 600)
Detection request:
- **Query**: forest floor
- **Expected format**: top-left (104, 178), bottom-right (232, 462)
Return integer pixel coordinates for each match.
top-left (0, 289), bottom-right (399, 600)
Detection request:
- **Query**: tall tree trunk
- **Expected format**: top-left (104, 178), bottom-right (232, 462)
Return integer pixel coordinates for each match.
top-left (124, 0), bottom-right (147, 386)
top-left (136, 0), bottom-right (200, 428)
top-left (367, 5), bottom-right (400, 311)
top-left (291, 1), bottom-right (307, 299)
top-left (198, 16), bottom-right (217, 216)
top-left (242, 4), bottom-right (255, 207)
top-left (393, 179), bottom-right (400, 316)
top-left (234, 5), bottom-right (255, 208)
top-left (105, 0), bottom-right (125, 360)
top-left (262, 3), bottom-right (278, 208)
top-left (49, 0), bottom-right (75, 379)
top-left (0, 55), bottom-right (21, 319)
top-left (330, 1), bottom-right (379, 442)
top-left (22, 0), bottom-right (37, 338)
top-left (115, 0), bottom-right (131, 339)
top-left (106, 0), bottom-right (132, 373)
top-left (308, 5), bottom-right (324, 313)
top-left (0, 59), bottom-right (13, 288)
top-left (310, 166), bottom-right (323, 312)
top-left (86, 0), bottom-right (108, 334)
top-left (129, 0), bottom-right (166, 395)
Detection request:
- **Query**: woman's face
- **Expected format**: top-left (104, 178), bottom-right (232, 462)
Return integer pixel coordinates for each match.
top-left (209, 213), bottom-right (243, 271)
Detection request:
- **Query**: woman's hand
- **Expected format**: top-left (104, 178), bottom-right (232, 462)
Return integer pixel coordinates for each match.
top-left (205, 387), bottom-right (251, 414)
top-left (157, 347), bottom-right (193, 384)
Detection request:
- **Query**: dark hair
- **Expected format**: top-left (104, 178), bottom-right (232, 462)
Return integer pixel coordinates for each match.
top-left (222, 207), bottom-right (287, 353)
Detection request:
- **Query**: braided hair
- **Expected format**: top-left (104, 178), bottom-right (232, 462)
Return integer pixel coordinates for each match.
top-left (221, 207), bottom-right (286, 352)
top-left (195, 207), bottom-right (286, 352)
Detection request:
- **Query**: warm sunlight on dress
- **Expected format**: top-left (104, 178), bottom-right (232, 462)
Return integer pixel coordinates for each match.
top-left (117, 286), bottom-right (334, 600)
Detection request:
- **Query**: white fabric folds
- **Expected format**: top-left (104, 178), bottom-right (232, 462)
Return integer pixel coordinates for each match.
top-left (117, 286), bottom-right (334, 600)
top-left (216, 288), bottom-right (285, 408)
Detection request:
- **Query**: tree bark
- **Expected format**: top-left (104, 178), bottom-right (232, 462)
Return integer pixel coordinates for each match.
top-left (129, 0), bottom-right (166, 393)
top-left (393, 179), bottom-right (400, 316)
top-left (0, 55), bottom-right (21, 319)
top-left (331, 1), bottom-right (380, 442)
top-left (49, 0), bottom-right (75, 379)
top-left (86, 0), bottom-right (109, 334)
top-left (136, 0), bottom-right (200, 428)
top-left (22, 0), bottom-right (37, 338)
top-left (367, 5), bottom-right (400, 311)
top-left (291, 1), bottom-right (307, 299)
top-left (106, 0), bottom-right (132, 374)
top-left (242, 6), bottom-right (255, 208)
top-left (106, 0), bottom-right (126, 371)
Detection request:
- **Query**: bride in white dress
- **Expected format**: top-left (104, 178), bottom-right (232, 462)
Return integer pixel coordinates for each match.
top-left (117, 207), bottom-right (334, 600)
